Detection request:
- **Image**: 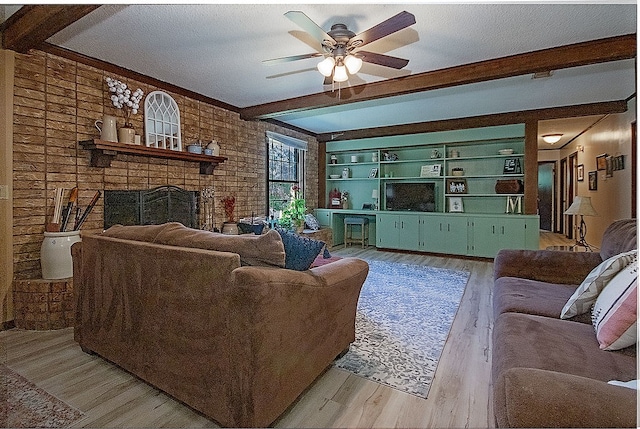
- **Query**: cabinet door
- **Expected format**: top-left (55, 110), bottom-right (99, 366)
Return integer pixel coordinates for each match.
top-left (376, 214), bottom-right (400, 248)
top-left (469, 217), bottom-right (527, 258)
top-left (419, 215), bottom-right (467, 255)
top-left (397, 214), bottom-right (419, 251)
top-left (313, 209), bottom-right (332, 227)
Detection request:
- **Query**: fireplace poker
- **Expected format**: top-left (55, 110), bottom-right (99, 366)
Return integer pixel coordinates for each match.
top-left (74, 191), bottom-right (101, 231)
top-left (59, 187), bottom-right (78, 232)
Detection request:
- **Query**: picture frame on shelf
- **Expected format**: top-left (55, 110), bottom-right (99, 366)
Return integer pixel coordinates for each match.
top-left (577, 164), bottom-right (584, 181)
top-left (503, 158), bottom-right (521, 174)
top-left (588, 171), bottom-right (597, 190)
top-left (420, 164), bottom-right (441, 177)
top-left (596, 153), bottom-right (608, 171)
top-left (446, 178), bottom-right (467, 194)
top-left (448, 197), bottom-right (464, 213)
top-left (369, 167), bottom-right (378, 178)
top-left (614, 155), bottom-right (625, 170)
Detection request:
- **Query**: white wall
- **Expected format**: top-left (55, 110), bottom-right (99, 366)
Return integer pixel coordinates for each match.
top-left (559, 98), bottom-right (636, 247)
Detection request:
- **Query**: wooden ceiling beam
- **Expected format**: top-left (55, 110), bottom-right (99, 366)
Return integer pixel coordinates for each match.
top-left (1, 5), bottom-right (100, 53)
top-left (241, 34), bottom-right (636, 120)
top-left (317, 100), bottom-right (628, 142)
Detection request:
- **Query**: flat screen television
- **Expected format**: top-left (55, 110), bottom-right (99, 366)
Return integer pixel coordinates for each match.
top-left (385, 182), bottom-right (436, 212)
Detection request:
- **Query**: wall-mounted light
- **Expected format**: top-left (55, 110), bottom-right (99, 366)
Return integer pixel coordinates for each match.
top-left (542, 134), bottom-right (563, 144)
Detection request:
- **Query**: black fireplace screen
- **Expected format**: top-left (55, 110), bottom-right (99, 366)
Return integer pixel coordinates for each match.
top-left (104, 186), bottom-right (198, 229)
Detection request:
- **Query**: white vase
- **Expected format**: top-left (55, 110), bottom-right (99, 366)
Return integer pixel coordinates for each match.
top-left (40, 231), bottom-right (81, 280)
top-left (118, 126), bottom-right (135, 144)
top-left (221, 222), bottom-right (238, 235)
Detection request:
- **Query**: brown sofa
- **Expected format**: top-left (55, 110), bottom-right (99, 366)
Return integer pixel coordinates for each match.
top-left (492, 219), bottom-right (637, 428)
top-left (72, 223), bottom-right (368, 427)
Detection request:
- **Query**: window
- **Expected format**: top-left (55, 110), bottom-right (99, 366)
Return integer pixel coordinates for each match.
top-left (267, 131), bottom-right (306, 216)
top-left (144, 91), bottom-right (182, 151)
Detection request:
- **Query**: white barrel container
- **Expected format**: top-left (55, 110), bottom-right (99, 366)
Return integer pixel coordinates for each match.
top-left (40, 231), bottom-right (81, 280)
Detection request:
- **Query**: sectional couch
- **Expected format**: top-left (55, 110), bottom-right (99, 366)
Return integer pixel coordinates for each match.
top-left (72, 222), bottom-right (369, 427)
top-left (492, 219), bottom-right (637, 428)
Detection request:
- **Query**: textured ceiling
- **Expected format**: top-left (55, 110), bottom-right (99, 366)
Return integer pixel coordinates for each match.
top-left (45, 3), bottom-right (637, 138)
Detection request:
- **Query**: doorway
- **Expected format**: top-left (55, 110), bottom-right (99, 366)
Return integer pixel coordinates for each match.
top-left (538, 162), bottom-right (555, 231)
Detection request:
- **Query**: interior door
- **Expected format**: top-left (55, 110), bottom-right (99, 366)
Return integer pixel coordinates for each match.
top-left (538, 162), bottom-right (554, 231)
top-left (559, 158), bottom-right (567, 235)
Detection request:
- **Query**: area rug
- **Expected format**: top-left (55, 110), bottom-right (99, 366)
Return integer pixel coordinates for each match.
top-left (334, 260), bottom-right (470, 399)
top-left (0, 364), bottom-right (85, 428)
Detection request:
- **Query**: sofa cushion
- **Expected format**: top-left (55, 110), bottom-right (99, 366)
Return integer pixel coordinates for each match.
top-left (154, 223), bottom-right (286, 267)
top-left (275, 228), bottom-right (326, 271)
top-left (592, 262), bottom-right (637, 350)
top-left (494, 367), bottom-right (637, 428)
top-left (304, 213), bottom-right (321, 231)
top-left (600, 219), bottom-right (637, 261)
top-left (102, 223), bottom-right (176, 242)
top-left (561, 250), bottom-right (636, 319)
top-left (493, 277), bottom-right (591, 323)
top-left (492, 313), bottom-right (637, 385)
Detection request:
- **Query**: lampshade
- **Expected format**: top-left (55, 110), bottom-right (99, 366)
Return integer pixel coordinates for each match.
top-left (371, 189), bottom-right (379, 199)
top-left (564, 196), bottom-right (598, 216)
top-left (317, 57), bottom-right (335, 77)
top-left (344, 55), bottom-right (363, 74)
top-left (333, 65), bottom-right (348, 82)
top-left (542, 134), bottom-right (563, 144)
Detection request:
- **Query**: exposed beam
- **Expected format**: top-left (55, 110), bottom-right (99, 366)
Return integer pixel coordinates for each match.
top-left (241, 34), bottom-right (636, 120)
top-left (317, 100), bottom-right (628, 142)
top-left (1, 5), bottom-right (100, 53)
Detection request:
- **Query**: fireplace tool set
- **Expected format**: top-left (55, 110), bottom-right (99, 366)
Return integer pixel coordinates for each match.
top-left (47, 187), bottom-right (101, 232)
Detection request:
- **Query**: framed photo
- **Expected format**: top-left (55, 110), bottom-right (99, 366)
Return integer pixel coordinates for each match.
top-left (588, 171), bottom-right (597, 191)
top-left (614, 155), bottom-right (625, 171)
top-left (605, 156), bottom-right (614, 177)
top-left (446, 178), bottom-right (467, 194)
top-left (420, 164), bottom-right (442, 177)
top-left (369, 167), bottom-right (378, 178)
top-left (448, 197), bottom-right (464, 213)
top-left (596, 153), bottom-right (608, 171)
top-left (503, 158), bottom-right (522, 174)
top-left (577, 164), bottom-right (584, 181)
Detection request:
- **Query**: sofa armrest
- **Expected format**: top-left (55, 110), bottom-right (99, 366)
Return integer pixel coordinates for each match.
top-left (494, 367), bottom-right (637, 428)
top-left (494, 249), bottom-right (603, 285)
top-left (227, 257), bottom-right (369, 426)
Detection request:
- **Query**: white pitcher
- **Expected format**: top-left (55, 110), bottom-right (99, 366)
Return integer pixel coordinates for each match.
top-left (95, 115), bottom-right (118, 142)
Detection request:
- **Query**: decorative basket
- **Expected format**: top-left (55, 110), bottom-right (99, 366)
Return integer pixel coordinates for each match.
top-left (495, 179), bottom-right (524, 194)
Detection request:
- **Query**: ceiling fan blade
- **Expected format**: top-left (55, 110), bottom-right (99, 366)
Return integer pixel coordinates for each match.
top-left (349, 11), bottom-right (416, 49)
top-left (263, 52), bottom-right (323, 65)
top-left (357, 51), bottom-right (409, 69)
top-left (285, 11), bottom-right (336, 47)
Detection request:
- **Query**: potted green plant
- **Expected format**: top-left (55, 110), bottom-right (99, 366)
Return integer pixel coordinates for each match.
top-left (279, 185), bottom-right (306, 232)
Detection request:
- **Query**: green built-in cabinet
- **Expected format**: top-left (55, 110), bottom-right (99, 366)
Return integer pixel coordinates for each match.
top-left (320, 125), bottom-right (539, 257)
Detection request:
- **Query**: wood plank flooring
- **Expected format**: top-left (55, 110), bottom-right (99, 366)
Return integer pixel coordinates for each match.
top-left (0, 232), bottom-right (573, 428)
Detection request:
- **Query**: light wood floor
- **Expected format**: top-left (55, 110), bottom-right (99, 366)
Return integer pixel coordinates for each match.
top-left (0, 232), bottom-right (573, 428)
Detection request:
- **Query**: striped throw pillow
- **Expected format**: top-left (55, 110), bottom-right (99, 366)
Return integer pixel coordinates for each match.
top-left (561, 250), bottom-right (636, 319)
top-left (592, 261), bottom-right (638, 350)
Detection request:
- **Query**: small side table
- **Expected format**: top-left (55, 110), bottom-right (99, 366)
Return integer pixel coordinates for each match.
top-left (13, 278), bottom-right (74, 330)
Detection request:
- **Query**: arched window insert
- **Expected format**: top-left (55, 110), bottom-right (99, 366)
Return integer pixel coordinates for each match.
top-left (144, 91), bottom-right (182, 151)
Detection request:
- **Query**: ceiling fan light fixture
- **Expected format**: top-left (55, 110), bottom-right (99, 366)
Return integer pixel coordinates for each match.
top-left (333, 65), bottom-right (348, 82)
top-left (542, 133), bottom-right (563, 144)
top-left (317, 57), bottom-right (335, 77)
top-left (344, 54), bottom-right (362, 74)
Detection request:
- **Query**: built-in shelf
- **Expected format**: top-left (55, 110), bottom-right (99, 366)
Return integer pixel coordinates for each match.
top-left (79, 139), bottom-right (227, 175)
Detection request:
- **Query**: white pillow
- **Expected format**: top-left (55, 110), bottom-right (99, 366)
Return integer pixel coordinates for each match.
top-left (592, 261), bottom-right (637, 350)
top-left (560, 250), bottom-right (636, 319)
top-left (608, 379), bottom-right (638, 390)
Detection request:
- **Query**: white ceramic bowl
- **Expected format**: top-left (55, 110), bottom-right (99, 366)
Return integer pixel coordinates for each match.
top-left (187, 145), bottom-right (203, 154)
top-left (499, 149), bottom-right (514, 155)
top-left (329, 174), bottom-right (340, 179)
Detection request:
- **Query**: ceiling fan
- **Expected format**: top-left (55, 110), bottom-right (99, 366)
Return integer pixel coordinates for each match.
top-left (263, 10), bottom-right (416, 85)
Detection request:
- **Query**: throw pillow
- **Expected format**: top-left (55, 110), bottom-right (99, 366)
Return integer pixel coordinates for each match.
top-left (592, 261), bottom-right (637, 350)
top-left (560, 250), bottom-right (636, 319)
top-left (276, 227), bottom-right (326, 271)
top-left (304, 214), bottom-right (321, 231)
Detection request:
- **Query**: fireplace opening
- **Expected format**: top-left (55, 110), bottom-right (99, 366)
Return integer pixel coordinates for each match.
top-left (104, 185), bottom-right (198, 229)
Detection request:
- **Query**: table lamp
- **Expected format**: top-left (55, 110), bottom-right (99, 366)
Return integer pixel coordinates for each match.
top-left (372, 189), bottom-right (379, 210)
top-left (564, 196), bottom-right (598, 251)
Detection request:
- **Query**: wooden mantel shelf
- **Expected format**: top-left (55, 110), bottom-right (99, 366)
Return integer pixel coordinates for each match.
top-left (79, 139), bottom-right (228, 175)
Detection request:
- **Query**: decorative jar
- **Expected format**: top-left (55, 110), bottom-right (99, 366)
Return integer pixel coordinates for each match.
top-left (41, 231), bottom-right (81, 279)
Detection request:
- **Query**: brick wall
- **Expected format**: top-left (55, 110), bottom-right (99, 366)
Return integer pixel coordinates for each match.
top-left (12, 50), bottom-right (318, 280)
